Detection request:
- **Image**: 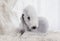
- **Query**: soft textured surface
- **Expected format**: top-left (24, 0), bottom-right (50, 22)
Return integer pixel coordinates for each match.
top-left (0, 32), bottom-right (60, 41)
top-left (0, 0), bottom-right (60, 41)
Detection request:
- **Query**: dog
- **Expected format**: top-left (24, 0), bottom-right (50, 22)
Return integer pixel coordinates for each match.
top-left (18, 5), bottom-right (48, 35)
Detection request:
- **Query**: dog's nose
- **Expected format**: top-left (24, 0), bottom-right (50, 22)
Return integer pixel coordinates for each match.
top-left (32, 26), bottom-right (36, 29)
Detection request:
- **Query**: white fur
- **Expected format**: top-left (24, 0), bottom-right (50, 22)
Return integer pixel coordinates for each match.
top-left (0, 0), bottom-right (19, 35)
top-left (18, 5), bottom-right (48, 35)
top-left (0, 1), bottom-right (59, 41)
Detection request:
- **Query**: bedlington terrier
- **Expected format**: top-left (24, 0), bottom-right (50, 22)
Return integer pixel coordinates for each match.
top-left (18, 5), bottom-right (48, 35)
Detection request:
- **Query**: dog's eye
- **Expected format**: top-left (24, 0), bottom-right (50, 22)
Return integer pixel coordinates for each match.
top-left (27, 17), bottom-right (30, 20)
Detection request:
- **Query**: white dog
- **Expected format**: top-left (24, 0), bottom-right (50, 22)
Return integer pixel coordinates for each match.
top-left (18, 5), bottom-right (48, 35)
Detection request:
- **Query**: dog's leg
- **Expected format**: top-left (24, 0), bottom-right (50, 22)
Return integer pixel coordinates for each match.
top-left (20, 29), bottom-right (25, 35)
top-left (16, 27), bottom-right (25, 35)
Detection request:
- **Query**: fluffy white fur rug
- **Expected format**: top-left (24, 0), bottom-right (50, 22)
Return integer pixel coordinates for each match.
top-left (0, 32), bottom-right (60, 41)
top-left (0, 0), bottom-right (19, 34)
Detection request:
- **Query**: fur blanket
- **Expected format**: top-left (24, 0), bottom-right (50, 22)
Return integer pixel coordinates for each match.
top-left (0, 32), bottom-right (60, 41)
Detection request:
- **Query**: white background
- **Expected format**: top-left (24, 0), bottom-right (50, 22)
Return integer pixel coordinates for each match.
top-left (12, 0), bottom-right (60, 32)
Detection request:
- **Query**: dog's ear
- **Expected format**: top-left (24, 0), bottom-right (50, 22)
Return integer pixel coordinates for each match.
top-left (19, 14), bottom-right (25, 35)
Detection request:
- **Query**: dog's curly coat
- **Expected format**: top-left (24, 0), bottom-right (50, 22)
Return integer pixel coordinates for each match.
top-left (18, 5), bottom-right (48, 35)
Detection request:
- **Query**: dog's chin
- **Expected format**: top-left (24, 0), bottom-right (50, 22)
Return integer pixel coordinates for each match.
top-left (29, 29), bottom-right (37, 32)
top-left (27, 29), bottom-right (31, 31)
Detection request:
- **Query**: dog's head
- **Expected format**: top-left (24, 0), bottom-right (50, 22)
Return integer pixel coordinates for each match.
top-left (21, 6), bottom-right (38, 31)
